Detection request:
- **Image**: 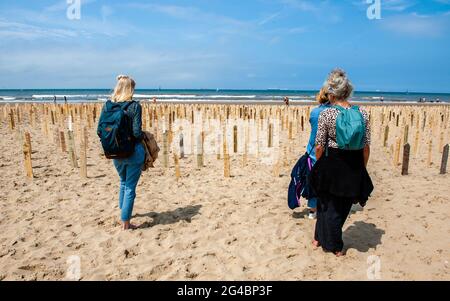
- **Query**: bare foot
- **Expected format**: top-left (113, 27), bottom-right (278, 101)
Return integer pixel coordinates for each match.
top-left (312, 240), bottom-right (320, 249)
top-left (335, 251), bottom-right (345, 257)
top-left (123, 222), bottom-right (138, 230)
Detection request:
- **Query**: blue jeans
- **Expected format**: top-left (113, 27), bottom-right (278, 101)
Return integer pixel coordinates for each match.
top-left (113, 143), bottom-right (145, 222)
top-left (308, 198), bottom-right (317, 210)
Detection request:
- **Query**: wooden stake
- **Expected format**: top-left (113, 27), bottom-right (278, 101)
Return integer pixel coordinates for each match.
top-left (196, 132), bottom-right (204, 168)
top-left (179, 132), bottom-right (185, 159)
top-left (233, 125), bottom-right (238, 153)
top-left (394, 138), bottom-right (401, 166)
top-left (413, 130), bottom-right (420, 157)
top-left (223, 127), bottom-right (230, 178)
top-left (80, 127), bottom-right (88, 178)
top-left (23, 132), bottom-right (33, 179)
top-left (268, 123), bottom-right (273, 148)
top-left (8, 110), bottom-right (15, 130)
top-left (288, 121), bottom-right (293, 140)
top-left (383, 125), bottom-right (389, 148)
top-left (59, 131), bottom-right (67, 153)
top-left (439, 131), bottom-right (444, 153)
top-left (242, 123), bottom-right (248, 167)
top-left (440, 144), bottom-right (449, 175)
top-left (67, 130), bottom-right (78, 168)
top-left (401, 143), bottom-right (410, 176)
top-left (427, 139), bottom-right (433, 166)
top-left (403, 125), bottom-right (409, 144)
top-left (174, 153), bottom-right (181, 181)
top-left (216, 132), bottom-right (221, 160)
top-left (163, 131), bottom-right (169, 169)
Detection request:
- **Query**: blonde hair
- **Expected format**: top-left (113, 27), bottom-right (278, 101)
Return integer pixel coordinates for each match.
top-left (111, 75), bottom-right (136, 102)
top-left (316, 87), bottom-right (329, 104)
top-left (324, 68), bottom-right (353, 100)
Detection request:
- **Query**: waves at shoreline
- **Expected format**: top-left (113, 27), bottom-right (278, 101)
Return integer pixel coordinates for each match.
top-left (0, 89), bottom-right (449, 104)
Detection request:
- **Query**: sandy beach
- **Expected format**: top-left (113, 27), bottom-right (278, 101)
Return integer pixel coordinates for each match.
top-left (0, 103), bottom-right (449, 281)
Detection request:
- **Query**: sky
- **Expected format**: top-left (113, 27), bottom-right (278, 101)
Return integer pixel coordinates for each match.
top-left (0, 0), bottom-right (449, 92)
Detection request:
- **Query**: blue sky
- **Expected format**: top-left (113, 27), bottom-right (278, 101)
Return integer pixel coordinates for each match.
top-left (0, 0), bottom-right (449, 92)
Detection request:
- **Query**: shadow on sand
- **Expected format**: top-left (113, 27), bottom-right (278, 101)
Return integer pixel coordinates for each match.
top-left (292, 208), bottom-right (311, 219)
top-left (343, 221), bottom-right (385, 253)
top-left (134, 205), bottom-right (202, 229)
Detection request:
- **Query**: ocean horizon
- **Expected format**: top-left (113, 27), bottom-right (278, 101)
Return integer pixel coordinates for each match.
top-left (1, 89), bottom-right (449, 103)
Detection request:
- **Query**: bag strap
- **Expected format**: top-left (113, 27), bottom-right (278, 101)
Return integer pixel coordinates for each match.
top-left (334, 105), bottom-right (345, 112)
top-left (122, 100), bottom-right (135, 111)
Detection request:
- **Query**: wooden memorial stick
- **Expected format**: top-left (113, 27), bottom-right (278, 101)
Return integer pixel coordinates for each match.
top-left (233, 125), bottom-right (238, 153)
top-left (401, 143), bottom-right (410, 176)
top-left (394, 137), bottom-right (401, 166)
top-left (427, 138), bottom-right (433, 166)
top-left (196, 132), bottom-right (204, 168)
top-left (383, 125), bottom-right (389, 148)
top-left (440, 144), bottom-right (449, 175)
top-left (163, 131), bottom-right (169, 169)
top-left (223, 126), bottom-right (230, 178)
top-left (80, 127), bottom-right (88, 178)
top-left (23, 132), bottom-right (33, 179)
top-left (174, 153), bottom-right (181, 181)
top-left (59, 130), bottom-right (67, 153)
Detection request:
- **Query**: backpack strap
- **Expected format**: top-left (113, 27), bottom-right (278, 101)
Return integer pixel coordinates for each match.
top-left (122, 100), bottom-right (135, 111)
top-left (333, 105), bottom-right (345, 112)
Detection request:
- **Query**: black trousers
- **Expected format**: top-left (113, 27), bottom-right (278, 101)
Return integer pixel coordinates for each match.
top-left (314, 196), bottom-right (353, 253)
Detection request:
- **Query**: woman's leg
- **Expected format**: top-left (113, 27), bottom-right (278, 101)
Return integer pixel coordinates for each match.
top-left (121, 163), bottom-right (143, 226)
top-left (308, 198), bottom-right (317, 210)
top-left (322, 197), bottom-right (353, 254)
top-left (113, 160), bottom-right (127, 210)
top-left (308, 198), bottom-right (318, 220)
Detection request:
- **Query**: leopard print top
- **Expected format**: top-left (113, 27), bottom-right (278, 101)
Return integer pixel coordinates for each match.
top-left (315, 106), bottom-right (371, 149)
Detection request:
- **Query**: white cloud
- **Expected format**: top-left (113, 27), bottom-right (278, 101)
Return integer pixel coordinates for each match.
top-left (0, 19), bottom-right (78, 40)
top-left (0, 46), bottom-right (229, 88)
top-left (381, 13), bottom-right (447, 37)
top-left (124, 3), bottom-right (247, 27)
top-left (382, 0), bottom-right (416, 12)
top-left (100, 5), bottom-right (114, 22)
top-left (258, 12), bottom-right (282, 26)
top-left (0, 5), bottom-right (136, 40)
top-left (280, 0), bottom-right (318, 12)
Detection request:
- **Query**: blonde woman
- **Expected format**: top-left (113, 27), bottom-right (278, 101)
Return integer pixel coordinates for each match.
top-left (98, 75), bottom-right (145, 230)
top-left (304, 87), bottom-right (331, 219)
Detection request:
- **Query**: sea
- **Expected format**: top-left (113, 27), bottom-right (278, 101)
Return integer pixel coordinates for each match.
top-left (0, 89), bottom-right (449, 104)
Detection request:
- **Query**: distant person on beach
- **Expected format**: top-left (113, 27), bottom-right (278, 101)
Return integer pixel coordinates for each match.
top-left (152, 97), bottom-right (157, 103)
top-left (305, 87), bottom-right (332, 219)
top-left (53, 96), bottom-right (57, 104)
top-left (380, 96), bottom-right (384, 102)
top-left (98, 75), bottom-right (145, 230)
top-left (64, 96), bottom-right (67, 104)
top-left (310, 69), bottom-right (374, 257)
top-left (284, 97), bottom-right (290, 106)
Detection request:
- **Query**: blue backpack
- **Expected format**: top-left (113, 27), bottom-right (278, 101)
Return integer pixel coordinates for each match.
top-left (97, 101), bottom-right (136, 159)
top-left (288, 153), bottom-right (315, 210)
top-left (334, 105), bottom-right (366, 150)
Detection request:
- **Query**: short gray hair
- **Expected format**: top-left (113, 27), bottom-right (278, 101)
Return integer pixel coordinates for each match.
top-left (324, 68), bottom-right (353, 100)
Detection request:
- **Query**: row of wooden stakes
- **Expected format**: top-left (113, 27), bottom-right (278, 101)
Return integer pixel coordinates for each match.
top-left (2, 103), bottom-right (449, 180)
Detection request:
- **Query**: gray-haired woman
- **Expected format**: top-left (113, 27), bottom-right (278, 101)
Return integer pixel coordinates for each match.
top-left (310, 69), bottom-right (374, 256)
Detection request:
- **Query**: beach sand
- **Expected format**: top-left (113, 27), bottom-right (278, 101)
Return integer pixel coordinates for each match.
top-left (0, 103), bottom-right (449, 280)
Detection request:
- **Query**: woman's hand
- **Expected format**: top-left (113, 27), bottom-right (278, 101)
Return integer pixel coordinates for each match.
top-left (316, 145), bottom-right (324, 161)
top-left (363, 145), bottom-right (370, 167)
